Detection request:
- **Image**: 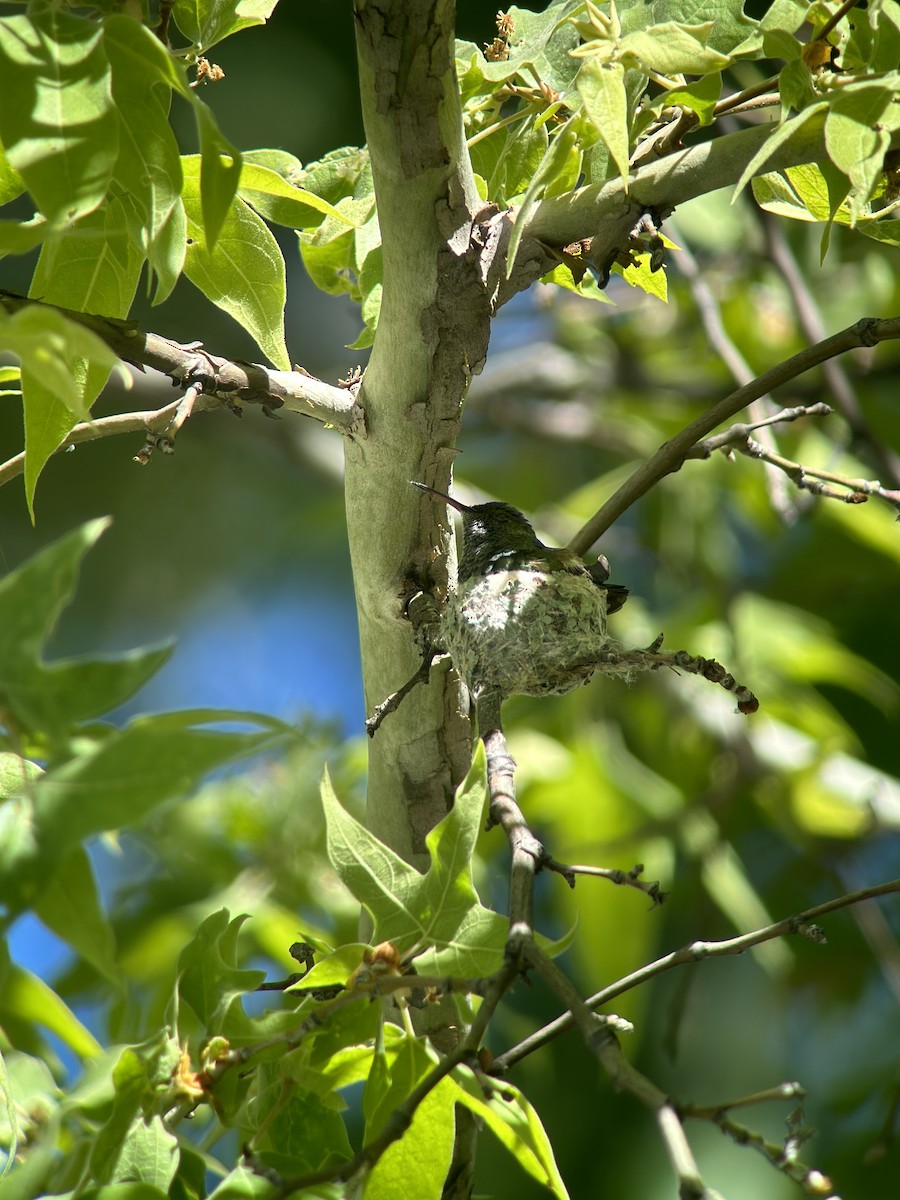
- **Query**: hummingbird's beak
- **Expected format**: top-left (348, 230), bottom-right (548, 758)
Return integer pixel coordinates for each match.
top-left (411, 481), bottom-right (470, 513)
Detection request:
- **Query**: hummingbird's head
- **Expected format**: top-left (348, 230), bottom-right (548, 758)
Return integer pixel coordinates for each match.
top-left (412, 483), bottom-right (543, 581)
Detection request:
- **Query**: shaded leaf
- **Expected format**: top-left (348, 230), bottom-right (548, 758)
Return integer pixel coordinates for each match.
top-left (322, 745), bottom-right (511, 975)
top-left (182, 156), bottom-right (290, 369)
top-left (0, 7), bottom-right (117, 223)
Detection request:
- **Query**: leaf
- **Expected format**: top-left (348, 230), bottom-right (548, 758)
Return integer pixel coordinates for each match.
top-left (110, 1116), bottom-right (179, 1189)
top-left (615, 251), bottom-right (668, 301)
top-left (293, 145), bottom-right (370, 205)
top-left (619, 23), bottom-right (732, 75)
top-left (177, 910), bottom-right (265, 1035)
top-left (733, 104), bottom-right (827, 199)
top-left (0, 7), bottom-right (117, 223)
top-left (103, 15), bottom-right (187, 301)
top-left (181, 156), bottom-right (290, 369)
top-left (0, 1048), bottom-right (17, 1178)
top-left (461, 1), bottom-right (582, 90)
top-left (0, 306), bottom-right (132, 516)
top-left (660, 72), bottom-right (722, 125)
top-left (0, 963), bottom-right (102, 1061)
top-left (0, 710), bottom-right (288, 913)
top-left (539, 263), bottom-right (615, 304)
top-left (34, 846), bottom-right (119, 985)
top-left (620, 0), bottom-right (758, 55)
top-left (825, 82), bottom-right (896, 221)
top-left (238, 162), bottom-right (360, 229)
top-left (172, 0), bottom-right (279, 51)
top-left (365, 1043), bottom-right (456, 1200)
top-left (193, 100), bottom-right (243, 252)
top-left (576, 59), bottom-right (630, 185)
top-left (30, 192), bottom-right (144, 317)
top-left (322, 746), bottom-right (511, 976)
top-left (0, 140), bottom-right (24, 205)
top-left (0, 215), bottom-right (50, 258)
top-left (88, 1041), bottom-right (181, 1186)
top-left (0, 518), bottom-right (170, 743)
top-left (19, 188), bottom-right (143, 511)
top-left (452, 1066), bottom-right (570, 1199)
top-left (507, 117), bottom-right (580, 279)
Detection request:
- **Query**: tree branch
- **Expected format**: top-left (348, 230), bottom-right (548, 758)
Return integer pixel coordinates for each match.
top-left (0, 290), bottom-right (364, 433)
top-left (491, 878), bottom-right (900, 1074)
top-left (567, 317), bottom-right (900, 554)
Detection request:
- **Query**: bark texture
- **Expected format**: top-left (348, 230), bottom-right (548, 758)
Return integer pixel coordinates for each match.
top-left (346, 0), bottom-right (490, 867)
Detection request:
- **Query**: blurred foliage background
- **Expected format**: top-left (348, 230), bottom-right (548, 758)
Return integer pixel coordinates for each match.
top-left (1, 3), bottom-right (899, 1198)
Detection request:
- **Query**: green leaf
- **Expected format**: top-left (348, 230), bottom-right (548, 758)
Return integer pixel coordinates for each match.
top-left (494, 119), bottom-right (549, 204)
top-left (619, 23), bottom-right (732, 75)
top-left (615, 251), bottom-right (668, 301)
top-left (23, 193), bottom-right (142, 512)
top-left (88, 1041), bottom-right (181, 1186)
top-left (172, 0), bottom-right (279, 51)
top-left (825, 82), bottom-right (897, 221)
top-left (296, 221), bottom-right (357, 297)
top-left (0, 7), bottom-right (117, 223)
top-left (659, 72), bottom-right (722, 126)
top-left (0, 710), bottom-right (288, 913)
top-left (453, 1066), bottom-right (570, 1199)
top-left (103, 15), bottom-right (187, 302)
top-left (207, 1165), bottom-right (279, 1200)
top-left (0, 215), bottom-right (50, 257)
top-left (110, 1116), bottom-right (179, 1189)
top-left (733, 104), bottom-right (827, 199)
top-left (293, 145), bottom-right (370, 205)
top-left (0, 963), bottom-right (102, 1061)
top-left (193, 100), bottom-right (242, 252)
top-left (462, 1), bottom-right (582, 90)
top-left (322, 746), bottom-right (510, 976)
top-left (0, 1048), bottom-right (17, 1178)
top-left (238, 162), bottom-right (360, 229)
top-left (539, 262), bottom-right (615, 304)
top-left (0, 517), bottom-right (171, 743)
top-left (365, 1043), bottom-right (456, 1200)
top-left (507, 117), bottom-right (580, 279)
top-left (0, 139), bottom-right (24, 205)
top-left (576, 59), bottom-right (630, 185)
top-left (177, 910), bottom-right (265, 1035)
top-left (34, 846), bottom-right (119, 984)
top-left (181, 156), bottom-right (290, 369)
top-left (620, 0), bottom-right (758, 55)
top-left (0, 307), bottom-right (127, 424)
top-left (30, 192), bottom-right (144, 317)
top-left (0, 305), bottom-right (131, 516)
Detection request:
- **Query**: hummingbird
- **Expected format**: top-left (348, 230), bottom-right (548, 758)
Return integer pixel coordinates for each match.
top-left (413, 482), bottom-right (629, 701)
top-left (413, 482), bottom-right (759, 714)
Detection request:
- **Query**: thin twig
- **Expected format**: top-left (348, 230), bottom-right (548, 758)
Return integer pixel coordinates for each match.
top-left (734, 437), bottom-right (900, 510)
top-left (687, 403), bottom-right (834, 456)
top-left (491, 878), bottom-right (900, 1073)
top-left (366, 653), bottom-right (437, 736)
top-left (477, 692), bottom-right (542, 936)
top-left (759, 212), bottom-right (900, 490)
top-left (670, 220), bottom-right (798, 519)
top-left (543, 860), bottom-right (667, 905)
top-left (814, 0), bottom-right (860, 43)
top-left (568, 316), bottom-right (900, 554)
top-left (522, 940), bottom-right (711, 1200)
top-left (0, 396), bottom-right (192, 487)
